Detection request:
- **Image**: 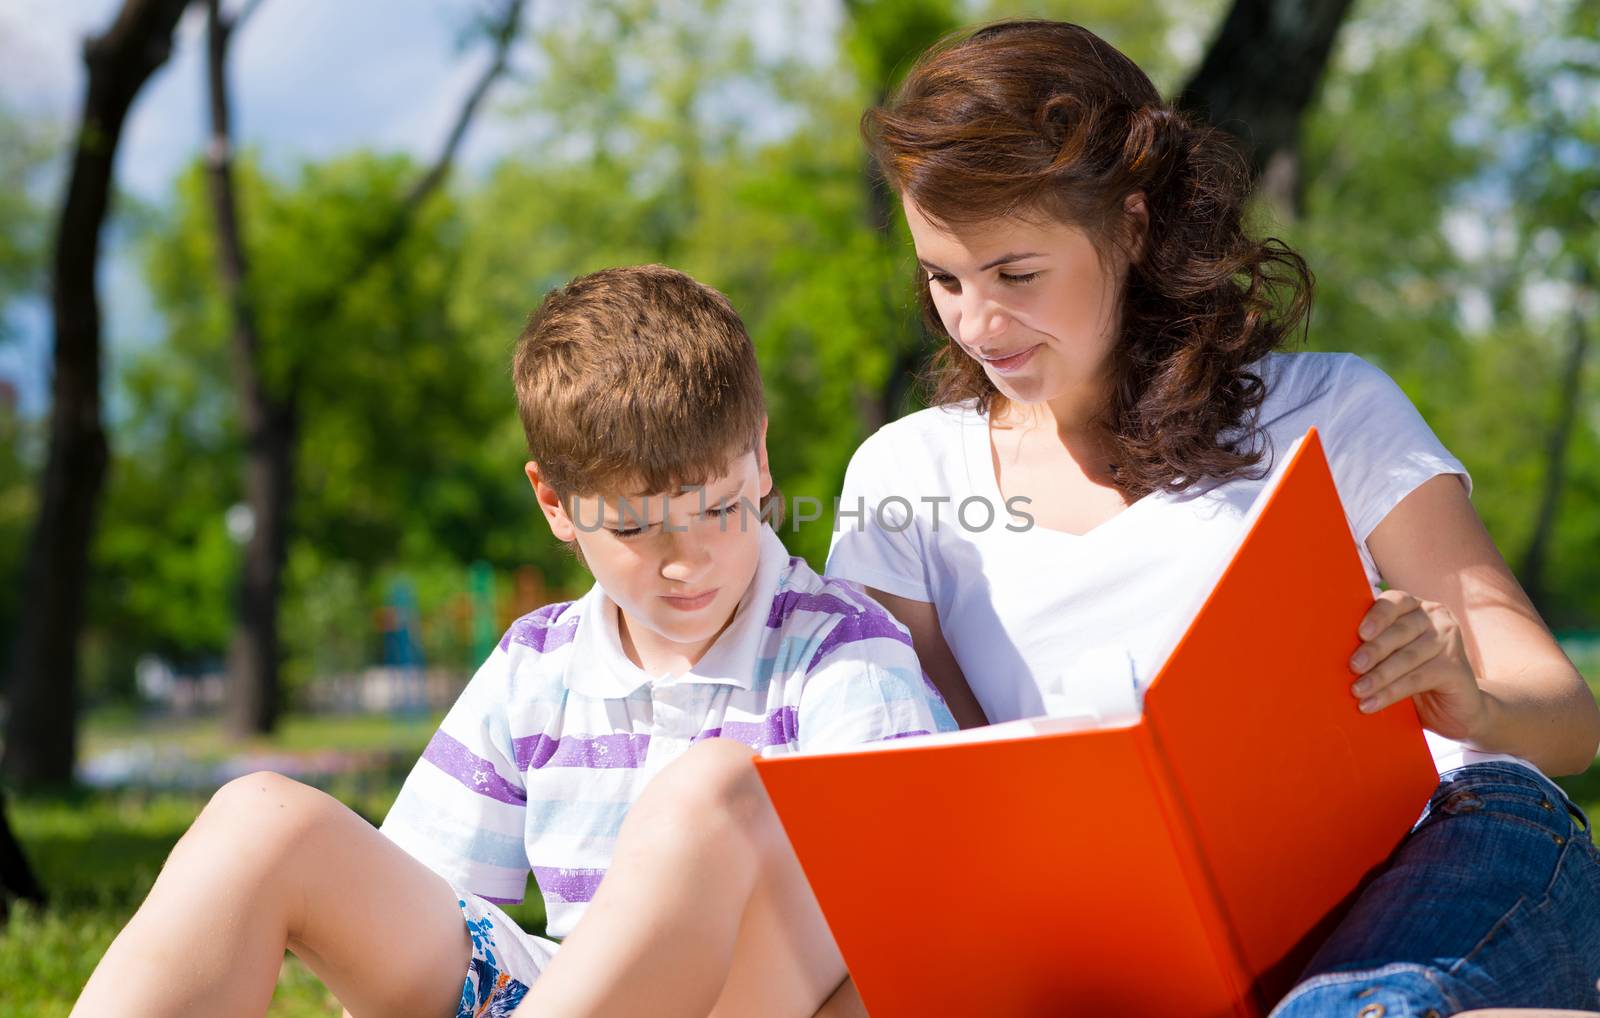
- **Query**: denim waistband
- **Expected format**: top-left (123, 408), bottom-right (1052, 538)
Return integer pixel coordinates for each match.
top-left (1435, 760), bottom-right (1590, 834)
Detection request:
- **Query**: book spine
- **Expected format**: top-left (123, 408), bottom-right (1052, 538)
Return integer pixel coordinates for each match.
top-left (1134, 723), bottom-right (1262, 1018)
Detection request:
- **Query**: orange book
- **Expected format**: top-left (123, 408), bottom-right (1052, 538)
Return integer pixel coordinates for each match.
top-left (754, 428), bottom-right (1439, 1017)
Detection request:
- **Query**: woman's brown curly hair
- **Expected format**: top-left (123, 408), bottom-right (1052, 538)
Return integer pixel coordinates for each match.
top-left (864, 19), bottom-right (1314, 497)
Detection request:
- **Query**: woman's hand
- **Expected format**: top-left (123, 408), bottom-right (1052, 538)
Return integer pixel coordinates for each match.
top-left (1349, 588), bottom-right (1490, 742)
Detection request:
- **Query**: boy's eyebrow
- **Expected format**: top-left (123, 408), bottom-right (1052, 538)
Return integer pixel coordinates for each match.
top-left (705, 484), bottom-right (744, 508)
top-left (598, 497), bottom-right (654, 526)
top-left (917, 252), bottom-right (1044, 274)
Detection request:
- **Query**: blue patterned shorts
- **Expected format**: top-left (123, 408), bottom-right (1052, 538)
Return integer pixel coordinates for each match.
top-left (451, 888), bottom-right (559, 1018)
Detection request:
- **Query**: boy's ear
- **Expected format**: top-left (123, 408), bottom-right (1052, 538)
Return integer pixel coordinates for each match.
top-left (755, 416), bottom-right (773, 499)
top-left (526, 461), bottom-right (577, 542)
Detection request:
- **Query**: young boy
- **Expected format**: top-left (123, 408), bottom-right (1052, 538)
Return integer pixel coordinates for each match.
top-left (72, 265), bottom-right (953, 1018)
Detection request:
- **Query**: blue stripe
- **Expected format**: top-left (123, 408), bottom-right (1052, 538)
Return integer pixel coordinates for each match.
top-left (524, 799), bottom-right (632, 838)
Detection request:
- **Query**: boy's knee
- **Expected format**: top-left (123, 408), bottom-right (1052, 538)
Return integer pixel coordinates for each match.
top-left (186, 771), bottom-right (341, 857)
top-left (645, 738), bottom-right (768, 828)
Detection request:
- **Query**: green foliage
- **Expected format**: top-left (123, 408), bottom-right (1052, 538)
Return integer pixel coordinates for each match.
top-left (0, 101), bottom-right (53, 334)
top-left (1287, 0), bottom-right (1600, 624)
top-left (31, 0), bottom-right (1600, 709)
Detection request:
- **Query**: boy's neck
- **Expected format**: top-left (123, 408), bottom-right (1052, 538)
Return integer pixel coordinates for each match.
top-left (617, 604), bottom-right (741, 679)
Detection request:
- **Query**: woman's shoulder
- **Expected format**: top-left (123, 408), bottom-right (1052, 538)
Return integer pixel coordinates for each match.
top-left (849, 400), bottom-right (977, 466)
top-left (1256, 350), bottom-right (1409, 422)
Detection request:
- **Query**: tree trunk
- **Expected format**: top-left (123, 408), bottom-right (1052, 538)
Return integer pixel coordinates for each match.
top-left (0, 788), bottom-right (47, 927)
top-left (205, 0), bottom-right (295, 736)
top-left (1, 0), bottom-right (192, 787)
top-left (209, 0), bottom-right (526, 734)
top-left (1518, 274), bottom-right (1592, 618)
top-left (1176, 0), bottom-right (1358, 219)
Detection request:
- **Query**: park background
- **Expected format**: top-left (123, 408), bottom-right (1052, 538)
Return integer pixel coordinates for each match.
top-left (1, 0), bottom-right (1597, 1013)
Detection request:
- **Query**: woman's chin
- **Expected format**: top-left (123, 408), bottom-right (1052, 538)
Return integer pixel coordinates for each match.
top-left (985, 370), bottom-right (1045, 406)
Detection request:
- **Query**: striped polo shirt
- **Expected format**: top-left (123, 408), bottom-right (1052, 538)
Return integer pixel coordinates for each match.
top-left (380, 525), bottom-right (956, 938)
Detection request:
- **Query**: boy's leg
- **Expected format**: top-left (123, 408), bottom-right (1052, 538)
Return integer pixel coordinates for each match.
top-left (72, 771), bottom-right (470, 1018)
top-left (512, 738), bottom-right (847, 1018)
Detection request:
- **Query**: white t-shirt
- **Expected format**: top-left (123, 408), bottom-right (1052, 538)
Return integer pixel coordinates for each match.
top-left (825, 351), bottom-right (1533, 777)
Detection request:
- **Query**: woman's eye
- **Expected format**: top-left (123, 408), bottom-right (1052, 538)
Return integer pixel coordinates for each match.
top-left (928, 273), bottom-right (960, 292)
top-left (999, 271), bottom-right (1040, 285)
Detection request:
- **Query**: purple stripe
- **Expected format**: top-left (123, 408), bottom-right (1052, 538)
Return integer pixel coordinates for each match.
top-left (716, 705), bottom-right (798, 749)
top-left (480, 894), bottom-right (522, 906)
top-left (533, 866), bottom-right (606, 903)
top-left (514, 733), bottom-right (559, 770)
top-left (515, 732), bottom-right (649, 770)
top-left (766, 590), bottom-right (861, 628)
top-left (881, 729), bottom-right (932, 741)
top-left (805, 609), bottom-right (914, 671)
top-left (500, 603), bottom-right (579, 654)
top-left (423, 730), bottom-right (525, 805)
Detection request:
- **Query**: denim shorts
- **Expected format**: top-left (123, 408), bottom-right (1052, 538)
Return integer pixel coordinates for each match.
top-left (1269, 762), bottom-right (1600, 1017)
top-left (451, 887), bottom-right (559, 1018)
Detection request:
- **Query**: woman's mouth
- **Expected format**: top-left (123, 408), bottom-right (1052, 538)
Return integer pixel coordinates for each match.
top-left (976, 344), bottom-right (1040, 373)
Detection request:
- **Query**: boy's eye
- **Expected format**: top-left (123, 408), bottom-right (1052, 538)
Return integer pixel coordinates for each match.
top-left (999, 270), bottom-right (1040, 285)
top-left (608, 525), bottom-right (646, 540)
top-left (709, 502), bottom-right (740, 517)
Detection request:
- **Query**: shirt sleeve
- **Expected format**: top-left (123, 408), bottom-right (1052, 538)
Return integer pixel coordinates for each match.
top-left (791, 591), bottom-right (959, 754)
top-left (825, 426), bottom-right (935, 602)
top-left (1322, 354), bottom-right (1472, 584)
top-left (379, 647), bottom-right (532, 905)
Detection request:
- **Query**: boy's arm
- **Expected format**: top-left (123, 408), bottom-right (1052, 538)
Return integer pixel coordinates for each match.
top-left (378, 644), bottom-right (533, 904)
top-left (793, 602), bottom-right (959, 755)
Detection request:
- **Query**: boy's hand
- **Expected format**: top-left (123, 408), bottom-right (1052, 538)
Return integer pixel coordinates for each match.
top-left (1348, 589), bottom-right (1490, 742)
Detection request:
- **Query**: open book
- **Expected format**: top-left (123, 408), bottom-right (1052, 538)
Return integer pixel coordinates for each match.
top-left (754, 428), bottom-right (1438, 1018)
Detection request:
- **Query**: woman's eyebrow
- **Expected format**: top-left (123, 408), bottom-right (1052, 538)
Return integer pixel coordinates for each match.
top-left (917, 252), bottom-right (1045, 273)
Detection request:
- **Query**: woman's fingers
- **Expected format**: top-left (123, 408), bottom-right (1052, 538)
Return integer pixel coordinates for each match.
top-left (1356, 589), bottom-right (1419, 641)
top-left (1353, 630), bottom-right (1442, 711)
top-left (1351, 600), bottom-right (1430, 673)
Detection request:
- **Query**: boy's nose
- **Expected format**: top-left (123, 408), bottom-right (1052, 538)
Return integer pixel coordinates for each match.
top-left (659, 534), bottom-right (711, 583)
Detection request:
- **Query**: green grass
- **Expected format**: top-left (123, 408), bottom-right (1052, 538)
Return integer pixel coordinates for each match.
top-left (1, 713), bottom-right (548, 1017)
top-left (1, 786), bottom-right (342, 1017)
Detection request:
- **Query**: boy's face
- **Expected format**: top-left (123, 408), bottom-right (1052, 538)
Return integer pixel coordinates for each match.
top-left (527, 422), bottom-right (774, 674)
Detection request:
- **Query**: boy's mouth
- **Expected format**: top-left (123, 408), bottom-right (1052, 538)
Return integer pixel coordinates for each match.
top-left (661, 589), bottom-right (718, 611)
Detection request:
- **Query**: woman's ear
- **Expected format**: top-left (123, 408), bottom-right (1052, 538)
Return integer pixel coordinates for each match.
top-left (1123, 191), bottom-right (1150, 265)
top-left (525, 461), bottom-right (576, 542)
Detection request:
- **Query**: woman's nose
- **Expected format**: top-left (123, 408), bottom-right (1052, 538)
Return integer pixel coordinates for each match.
top-left (957, 292), bottom-right (1006, 346)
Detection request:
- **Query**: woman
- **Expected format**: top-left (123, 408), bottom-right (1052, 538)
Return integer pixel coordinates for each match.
top-left (826, 19), bottom-right (1600, 1016)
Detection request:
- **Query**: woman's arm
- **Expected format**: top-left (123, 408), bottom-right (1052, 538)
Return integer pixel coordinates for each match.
top-left (812, 974), bottom-right (868, 1017)
top-left (1357, 473), bottom-right (1600, 775)
top-left (864, 587), bottom-right (990, 730)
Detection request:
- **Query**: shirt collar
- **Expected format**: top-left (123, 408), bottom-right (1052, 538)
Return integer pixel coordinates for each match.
top-left (564, 524), bottom-right (789, 699)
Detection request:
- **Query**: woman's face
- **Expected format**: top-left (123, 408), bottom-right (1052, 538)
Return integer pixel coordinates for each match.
top-left (903, 198), bottom-right (1135, 414)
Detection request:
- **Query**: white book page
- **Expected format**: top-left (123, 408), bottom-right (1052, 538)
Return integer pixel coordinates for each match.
top-left (811, 712), bottom-right (1135, 755)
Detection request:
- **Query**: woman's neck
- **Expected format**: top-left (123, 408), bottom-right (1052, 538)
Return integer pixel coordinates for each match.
top-left (994, 381), bottom-right (1105, 441)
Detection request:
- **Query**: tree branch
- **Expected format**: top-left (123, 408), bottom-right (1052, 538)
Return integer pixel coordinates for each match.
top-left (404, 0), bottom-right (527, 213)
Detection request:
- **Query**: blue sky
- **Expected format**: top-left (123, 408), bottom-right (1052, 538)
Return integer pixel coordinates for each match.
top-left (0, 0), bottom-right (839, 419)
top-left (0, 0), bottom-right (536, 417)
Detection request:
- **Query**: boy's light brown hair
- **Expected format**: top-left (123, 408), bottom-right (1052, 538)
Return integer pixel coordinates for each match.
top-left (513, 264), bottom-right (783, 526)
